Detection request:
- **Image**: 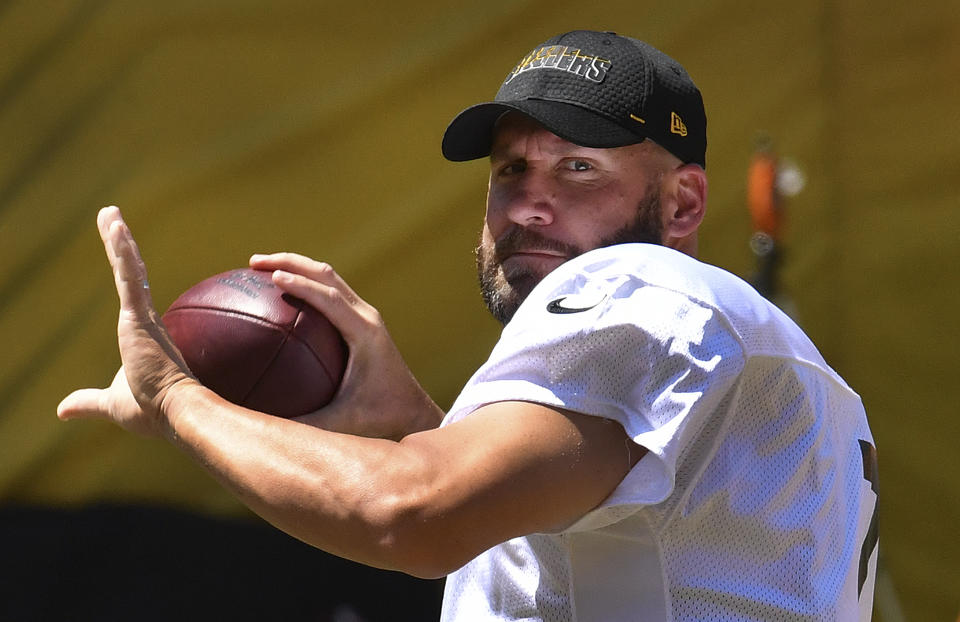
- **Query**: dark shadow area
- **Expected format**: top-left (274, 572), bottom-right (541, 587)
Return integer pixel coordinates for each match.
top-left (0, 503), bottom-right (443, 621)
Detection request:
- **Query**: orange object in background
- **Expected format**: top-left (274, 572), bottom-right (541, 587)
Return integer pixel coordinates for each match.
top-left (747, 145), bottom-right (781, 241)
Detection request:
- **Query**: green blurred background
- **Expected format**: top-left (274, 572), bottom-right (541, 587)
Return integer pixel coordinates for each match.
top-left (1, 1), bottom-right (957, 619)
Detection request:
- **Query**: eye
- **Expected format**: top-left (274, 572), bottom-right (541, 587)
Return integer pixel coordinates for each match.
top-left (565, 159), bottom-right (593, 172)
top-left (495, 161), bottom-right (526, 176)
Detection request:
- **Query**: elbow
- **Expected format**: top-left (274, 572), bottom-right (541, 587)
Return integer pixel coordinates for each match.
top-left (354, 437), bottom-right (489, 579)
top-left (393, 552), bottom-right (462, 581)
top-left (383, 540), bottom-right (472, 580)
top-left (363, 493), bottom-right (474, 579)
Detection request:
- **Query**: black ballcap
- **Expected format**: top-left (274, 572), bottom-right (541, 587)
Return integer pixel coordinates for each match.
top-left (442, 30), bottom-right (706, 167)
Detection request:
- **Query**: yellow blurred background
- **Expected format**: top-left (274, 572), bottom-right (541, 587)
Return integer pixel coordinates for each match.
top-left (1, 1), bottom-right (957, 619)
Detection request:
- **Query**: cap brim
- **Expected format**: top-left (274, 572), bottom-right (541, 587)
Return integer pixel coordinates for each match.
top-left (441, 99), bottom-right (646, 162)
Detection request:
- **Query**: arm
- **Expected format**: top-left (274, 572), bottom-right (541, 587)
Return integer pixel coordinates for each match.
top-left (58, 207), bottom-right (644, 578)
top-left (164, 390), bottom-right (641, 577)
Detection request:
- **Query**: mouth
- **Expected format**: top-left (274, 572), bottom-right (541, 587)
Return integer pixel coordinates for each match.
top-left (503, 249), bottom-right (567, 260)
top-left (500, 250), bottom-right (569, 275)
top-left (487, 227), bottom-right (581, 276)
top-left (500, 247), bottom-right (570, 264)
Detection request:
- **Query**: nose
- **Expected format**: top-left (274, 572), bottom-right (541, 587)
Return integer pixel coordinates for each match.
top-left (501, 171), bottom-right (556, 227)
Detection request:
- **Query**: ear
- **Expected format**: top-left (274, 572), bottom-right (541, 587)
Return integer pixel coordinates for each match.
top-left (662, 164), bottom-right (707, 244)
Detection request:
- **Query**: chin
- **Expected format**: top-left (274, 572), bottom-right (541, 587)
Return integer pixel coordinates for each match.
top-left (478, 266), bottom-right (537, 325)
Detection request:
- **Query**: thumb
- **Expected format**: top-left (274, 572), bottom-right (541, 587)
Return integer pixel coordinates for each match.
top-left (57, 388), bottom-right (108, 421)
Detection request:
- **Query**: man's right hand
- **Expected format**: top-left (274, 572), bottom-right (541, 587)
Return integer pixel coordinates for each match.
top-left (248, 253), bottom-right (444, 440)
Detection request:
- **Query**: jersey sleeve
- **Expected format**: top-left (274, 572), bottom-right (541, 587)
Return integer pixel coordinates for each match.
top-left (445, 250), bottom-right (746, 531)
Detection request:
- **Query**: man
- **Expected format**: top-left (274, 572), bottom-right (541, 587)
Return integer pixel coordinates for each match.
top-left (59, 31), bottom-right (877, 620)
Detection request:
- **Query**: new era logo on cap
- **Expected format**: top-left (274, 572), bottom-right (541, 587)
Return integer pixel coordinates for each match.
top-left (671, 112), bottom-right (688, 137)
top-left (442, 30), bottom-right (706, 168)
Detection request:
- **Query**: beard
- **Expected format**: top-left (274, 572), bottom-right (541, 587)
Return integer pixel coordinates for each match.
top-left (476, 187), bottom-right (663, 325)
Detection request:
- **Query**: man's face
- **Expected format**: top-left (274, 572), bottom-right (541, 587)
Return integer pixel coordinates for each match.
top-left (476, 113), bottom-right (666, 324)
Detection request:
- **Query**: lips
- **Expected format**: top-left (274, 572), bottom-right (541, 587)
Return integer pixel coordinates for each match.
top-left (500, 250), bottom-right (569, 277)
top-left (491, 227), bottom-right (581, 275)
top-left (502, 249), bottom-right (567, 261)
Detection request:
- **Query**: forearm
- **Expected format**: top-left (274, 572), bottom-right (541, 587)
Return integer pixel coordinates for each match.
top-left (162, 381), bottom-right (438, 575)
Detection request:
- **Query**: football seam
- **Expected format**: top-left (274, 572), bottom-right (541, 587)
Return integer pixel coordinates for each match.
top-left (164, 305), bottom-right (293, 331)
top-left (165, 306), bottom-right (285, 405)
top-left (238, 308), bottom-right (339, 410)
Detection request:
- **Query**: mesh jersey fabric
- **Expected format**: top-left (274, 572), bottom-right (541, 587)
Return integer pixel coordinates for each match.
top-left (439, 243), bottom-right (877, 622)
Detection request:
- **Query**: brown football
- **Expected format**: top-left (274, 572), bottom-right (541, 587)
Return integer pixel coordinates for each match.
top-left (162, 268), bottom-right (346, 417)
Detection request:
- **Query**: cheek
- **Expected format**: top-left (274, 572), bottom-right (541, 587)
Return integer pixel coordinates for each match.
top-left (563, 190), bottom-right (637, 244)
top-left (484, 188), bottom-right (507, 232)
top-left (479, 222), bottom-right (495, 250)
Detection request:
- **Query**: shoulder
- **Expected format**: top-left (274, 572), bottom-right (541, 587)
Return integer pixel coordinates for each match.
top-left (447, 245), bottom-right (749, 422)
top-left (534, 244), bottom-right (758, 302)
top-left (537, 244), bottom-right (849, 391)
top-left (509, 243), bottom-right (760, 333)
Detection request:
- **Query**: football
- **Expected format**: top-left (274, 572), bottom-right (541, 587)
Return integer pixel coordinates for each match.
top-left (162, 268), bottom-right (347, 417)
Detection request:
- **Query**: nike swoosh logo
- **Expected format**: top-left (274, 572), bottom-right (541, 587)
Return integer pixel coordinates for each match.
top-left (546, 296), bottom-right (602, 314)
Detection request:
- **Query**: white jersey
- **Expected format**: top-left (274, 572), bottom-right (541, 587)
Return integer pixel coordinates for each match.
top-left (440, 243), bottom-right (877, 622)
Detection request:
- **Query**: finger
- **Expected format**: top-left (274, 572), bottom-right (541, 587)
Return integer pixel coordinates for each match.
top-left (249, 252), bottom-right (339, 282)
top-left (249, 252), bottom-right (308, 273)
top-left (251, 253), bottom-right (376, 341)
top-left (57, 388), bottom-right (108, 421)
top-left (250, 254), bottom-right (360, 303)
top-left (97, 206), bottom-right (155, 315)
top-left (271, 269), bottom-right (372, 341)
top-left (256, 255), bottom-right (360, 301)
top-left (252, 252), bottom-right (367, 311)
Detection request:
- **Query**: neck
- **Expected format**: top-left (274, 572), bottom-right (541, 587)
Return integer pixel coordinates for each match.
top-left (667, 233), bottom-right (698, 258)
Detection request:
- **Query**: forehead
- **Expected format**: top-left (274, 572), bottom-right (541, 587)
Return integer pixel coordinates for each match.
top-left (490, 112), bottom-right (578, 156)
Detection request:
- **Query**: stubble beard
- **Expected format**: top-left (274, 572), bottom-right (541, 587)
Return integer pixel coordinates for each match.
top-left (476, 187), bottom-right (664, 325)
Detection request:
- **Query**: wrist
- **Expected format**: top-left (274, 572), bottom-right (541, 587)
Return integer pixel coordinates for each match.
top-left (157, 376), bottom-right (206, 442)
